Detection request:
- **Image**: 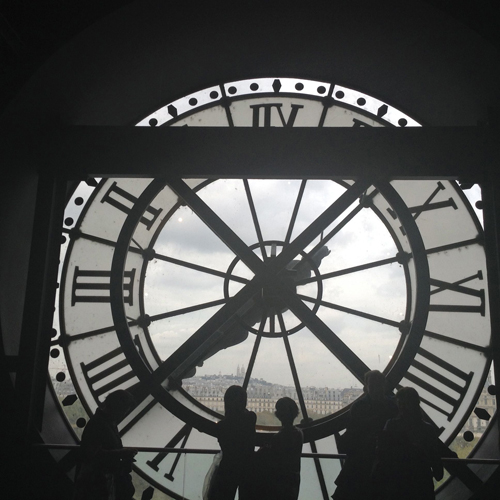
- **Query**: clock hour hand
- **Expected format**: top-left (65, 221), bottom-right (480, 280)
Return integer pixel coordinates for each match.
top-left (148, 274), bottom-right (266, 390)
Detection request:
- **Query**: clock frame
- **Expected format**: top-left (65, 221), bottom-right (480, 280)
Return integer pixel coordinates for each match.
top-left (48, 78), bottom-right (494, 499)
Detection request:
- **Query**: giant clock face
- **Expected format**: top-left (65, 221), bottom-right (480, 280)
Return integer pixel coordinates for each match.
top-left (50, 78), bottom-right (492, 499)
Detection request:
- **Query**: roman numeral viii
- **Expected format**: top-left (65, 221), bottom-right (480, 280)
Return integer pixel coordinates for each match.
top-left (72, 267), bottom-right (136, 305)
top-left (404, 347), bottom-right (473, 422)
top-left (81, 346), bottom-right (138, 402)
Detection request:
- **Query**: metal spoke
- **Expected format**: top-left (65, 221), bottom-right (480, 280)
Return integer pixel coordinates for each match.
top-left (298, 294), bottom-right (401, 328)
top-left (243, 179), bottom-right (268, 260)
top-left (310, 440), bottom-right (330, 500)
top-left (296, 255), bottom-right (400, 286)
top-left (154, 252), bottom-right (249, 284)
top-left (269, 311), bottom-right (275, 335)
top-left (277, 312), bottom-right (309, 421)
top-left (285, 180), bottom-right (307, 244)
top-left (167, 178), bottom-right (263, 274)
top-left (64, 317), bottom-right (143, 343)
top-left (62, 324), bottom-right (118, 343)
top-left (148, 275), bottom-right (265, 386)
top-left (148, 298), bottom-right (227, 322)
top-left (426, 237), bottom-right (482, 255)
top-left (280, 289), bottom-right (370, 382)
top-left (423, 330), bottom-right (488, 352)
top-left (63, 229), bottom-right (142, 254)
top-left (243, 312), bottom-right (267, 390)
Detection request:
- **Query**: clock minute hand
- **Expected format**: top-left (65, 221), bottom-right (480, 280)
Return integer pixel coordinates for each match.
top-left (147, 274), bottom-right (265, 388)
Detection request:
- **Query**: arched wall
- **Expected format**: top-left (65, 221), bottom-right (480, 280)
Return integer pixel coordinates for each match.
top-left (2, 0), bottom-right (499, 129)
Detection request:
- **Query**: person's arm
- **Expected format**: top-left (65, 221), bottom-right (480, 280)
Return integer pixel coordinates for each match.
top-left (429, 427), bottom-right (444, 481)
top-left (81, 420), bottom-right (135, 471)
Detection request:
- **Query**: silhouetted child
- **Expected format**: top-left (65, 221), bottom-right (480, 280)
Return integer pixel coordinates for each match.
top-left (374, 387), bottom-right (443, 500)
top-left (255, 397), bottom-right (304, 500)
top-left (73, 390), bottom-right (137, 500)
top-left (333, 370), bottom-right (397, 500)
top-left (207, 385), bottom-right (256, 500)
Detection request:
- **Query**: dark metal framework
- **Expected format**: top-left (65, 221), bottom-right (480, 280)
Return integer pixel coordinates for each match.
top-left (8, 125), bottom-right (499, 499)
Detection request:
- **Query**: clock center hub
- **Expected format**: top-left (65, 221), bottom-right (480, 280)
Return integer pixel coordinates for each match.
top-left (224, 240), bottom-right (327, 338)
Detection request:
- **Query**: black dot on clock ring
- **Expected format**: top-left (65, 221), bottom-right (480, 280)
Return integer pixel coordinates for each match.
top-left (76, 418), bottom-right (87, 428)
top-left (463, 430), bottom-right (474, 442)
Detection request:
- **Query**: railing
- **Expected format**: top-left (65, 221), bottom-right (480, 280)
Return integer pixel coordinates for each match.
top-left (32, 444), bottom-right (500, 500)
top-left (34, 443), bottom-right (500, 464)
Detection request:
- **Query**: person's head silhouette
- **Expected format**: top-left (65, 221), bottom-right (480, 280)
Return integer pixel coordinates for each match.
top-left (396, 386), bottom-right (422, 419)
top-left (364, 370), bottom-right (387, 401)
top-left (224, 385), bottom-right (247, 415)
top-left (275, 397), bottom-right (299, 427)
top-left (102, 390), bottom-right (135, 422)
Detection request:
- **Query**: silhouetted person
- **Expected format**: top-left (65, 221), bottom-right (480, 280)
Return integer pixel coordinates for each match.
top-left (333, 370), bottom-right (397, 500)
top-left (254, 397), bottom-right (304, 500)
top-left (207, 385), bottom-right (256, 500)
top-left (73, 390), bottom-right (136, 500)
top-left (374, 387), bottom-right (443, 500)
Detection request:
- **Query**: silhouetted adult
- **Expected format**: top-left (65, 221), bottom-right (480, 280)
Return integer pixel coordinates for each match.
top-left (332, 370), bottom-right (397, 500)
top-left (73, 390), bottom-right (136, 500)
top-left (207, 385), bottom-right (256, 500)
top-left (254, 397), bottom-right (304, 500)
top-left (374, 387), bottom-right (443, 500)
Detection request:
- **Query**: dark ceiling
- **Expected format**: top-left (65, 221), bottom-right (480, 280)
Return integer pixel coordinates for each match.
top-left (0, 0), bottom-right (499, 116)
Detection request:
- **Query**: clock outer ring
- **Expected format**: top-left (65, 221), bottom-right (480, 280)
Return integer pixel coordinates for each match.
top-left (109, 177), bottom-right (430, 442)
